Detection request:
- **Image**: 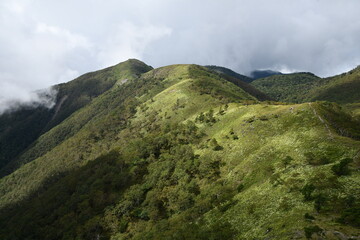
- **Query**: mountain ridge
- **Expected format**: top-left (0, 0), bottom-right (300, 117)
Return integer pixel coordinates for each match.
top-left (0, 60), bottom-right (359, 240)
top-left (250, 69), bottom-right (283, 79)
top-left (204, 65), bottom-right (254, 83)
top-left (0, 59), bottom-right (153, 177)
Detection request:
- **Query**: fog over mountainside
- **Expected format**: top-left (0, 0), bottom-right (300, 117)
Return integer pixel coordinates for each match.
top-left (0, 87), bottom-right (57, 114)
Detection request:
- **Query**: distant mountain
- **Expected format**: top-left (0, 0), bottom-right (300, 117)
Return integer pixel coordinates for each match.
top-left (251, 67), bottom-right (360, 104)
top-left (251, 72), bottom-right (320, 103)
top-left (205, 65), bottom-right (254, 83)
top-left (0, 60), bottom-right (359, 240)
top-left (250, 69), bottom-right (283, 79)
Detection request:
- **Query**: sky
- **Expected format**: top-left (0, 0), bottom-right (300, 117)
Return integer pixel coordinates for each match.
top-left (1, 0), bottom-right (360, 112)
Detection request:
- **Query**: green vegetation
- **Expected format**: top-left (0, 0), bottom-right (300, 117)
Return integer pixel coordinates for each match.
top-left (0, 105), bottom-right (53, 171)
top-left (0, 59), bottom-right (152, 177)
top-left (308, 66), bottom-right (360, 104)
top-left (205, 65), bottom-right (254, 83)
top-left (205, 65), bottom-right (271, 101)
top-left (304, 225), bottom-right (322, 239)
top-left (251, 69), bottom-right (283, 79)
top-left (0, 61), bottom-right (359, 239)
top-left (251, 72), bottom-right (320, 103)
top-left (332, 158), bottom-right (353, 176)
top-left (251, 66), bottom-right (360, 104)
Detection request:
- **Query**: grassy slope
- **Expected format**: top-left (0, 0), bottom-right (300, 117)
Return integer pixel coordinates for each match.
top-left (48, 58), bottom-right (153, 130)
top-left (345, 103), bottom-right (360, 118)
top-left (0, 64), bottom-right (256, 208)
top-left (120, 95), bottom-right (360, 239)
top-left (309, 66), bottom-right (360, 104)
top-left (0, 64), bottom-right (359, 239)
top-left (0, 59), bottom-right (152, 176)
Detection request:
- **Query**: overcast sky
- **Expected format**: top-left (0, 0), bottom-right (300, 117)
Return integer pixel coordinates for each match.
top-left (1, 0), bottom-right (360, 111)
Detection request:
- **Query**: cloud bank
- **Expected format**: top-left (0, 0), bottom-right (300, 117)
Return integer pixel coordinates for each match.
top-left (1, 0), bottom-right (360, 112)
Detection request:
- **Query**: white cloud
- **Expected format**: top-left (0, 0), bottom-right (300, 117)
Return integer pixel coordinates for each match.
top-left (97, 22), bottom-right (172, 67)
top-left (0, 80), bottom-right (57, 114)
top-left (35, 23), bottom-right (92, 50)
top-left (0, 2), bottom-right (93, 111)
top-left (1, 0), bottom-right (360, 113)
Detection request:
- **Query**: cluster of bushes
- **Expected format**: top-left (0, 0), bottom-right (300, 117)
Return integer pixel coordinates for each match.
top-left (331, 158), bottom-right (352, 176)
top-left (227, 128), bottom-right (239, 140)
top-left (299, 155), bottom-right (359, 230)
top-left (172, 98), bottom-right (186, 111)
top-left (304, 152), bottom-right (330, 166)
top-left (195, 109), bottom-right (217, 125)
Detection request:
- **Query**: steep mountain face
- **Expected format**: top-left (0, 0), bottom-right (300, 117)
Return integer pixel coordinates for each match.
top-left (0, 59), bottom-right (153, 176)
top-left (0, 61), bottom-right (359, 240)
top-left (0, 105), bottom-right (53, 171)
top-left (250, 69), bottom-right (283, 79)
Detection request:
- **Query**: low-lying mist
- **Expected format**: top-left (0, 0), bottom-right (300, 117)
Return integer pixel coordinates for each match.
top-left (0, 87), bottom-right (58, 115)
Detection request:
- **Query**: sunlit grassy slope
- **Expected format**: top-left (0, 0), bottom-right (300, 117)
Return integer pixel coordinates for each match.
top-left (0, 63), bottom-right (359, 240)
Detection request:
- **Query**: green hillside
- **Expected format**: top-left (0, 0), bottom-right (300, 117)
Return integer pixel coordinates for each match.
top-left (308, 66), bottom-right (360, 104)
top-left (0, 59), bottom-right (152, 176)
top-left (0, 64), bottom-right (258, 209)
top-left (251, 72), bottom-right (320, 103)
top-left (251, 69), bottom-right (283, 79)
top-left (0, 61), bottom-right (359, 240)
top-left (251, 66), bottom-right (360, 104)
top-left (205, 65), bottom-right (254, 83)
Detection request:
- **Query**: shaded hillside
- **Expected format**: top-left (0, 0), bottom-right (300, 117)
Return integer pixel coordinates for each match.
top-left (251, 72), bottom-right (320, 103)
top-left (250, 69), bottom-right (283, 79)
top-left (0, 59), bottom-right (153, 176)
top-left (0, 62), bottom-right (359, 240)
top-left (0, 105), bottom-right (53, 170)
top-left (217, 73), bottom-right (272, 101)
top-left (205, 65), bottom-right (253, 83)
top-left (205, 65), bottom-right (271, 101)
